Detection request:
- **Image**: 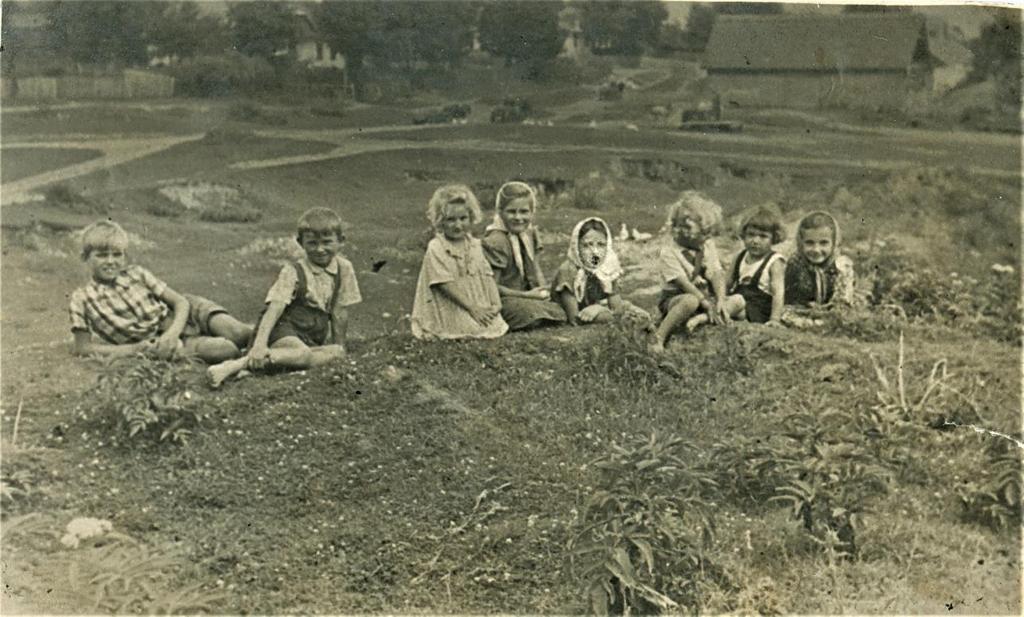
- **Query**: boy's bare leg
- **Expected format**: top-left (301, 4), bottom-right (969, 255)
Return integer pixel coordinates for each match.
top-left (207, 337), bottom-right (311, 388)
top-left (307, 344), bottom-right (346, 367)
top-left (207, 356), bottom-right (248, 389)
top-left (183, 336), bottom-right (242, 364)
top-left (207, 313), bottom-right (255, 348)
top-left (649, 294), bottom-right (699, 352)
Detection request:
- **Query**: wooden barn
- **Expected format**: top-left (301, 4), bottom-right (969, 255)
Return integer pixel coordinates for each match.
top-left (704, 14), bottom-right (933, 109)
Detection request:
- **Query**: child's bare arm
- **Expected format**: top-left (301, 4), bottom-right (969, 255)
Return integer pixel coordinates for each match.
top-left (72, 331), bottom-right (146, 357)
top-left (331, 308), bottom-right (349, 347)
top-left (435, 282), bottom-right (498, 325)
top-left (768, 260), bottom-right (786, 324)
top-left (496, 284), bottom-right (549, 300)
top-left (155, 287), bottom-right (191, 358)
top-left (556, 289), bottom-right (580, 325)
top-left (704, 268), bottom-right (731, 324)
top-left (248, 301), bottom-right (287, 368)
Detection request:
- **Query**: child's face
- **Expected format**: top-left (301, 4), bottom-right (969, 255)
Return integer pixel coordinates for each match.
top-left (743, 227), bottom-right (774, 258)
top-left (800, 226), bottom-right (834, 265)
top-left (578, 228), bottom-right (608, 269)
top-left (672, 213), bottom-right (704, 249)
top-left (299, 230), bottom-right (341, 267)
top-left (86, 245), bottom-right (127, 283)
top-left (499, 198), bottom-right (533, 234)
top-left (440, 203), bottom-right (472, 241)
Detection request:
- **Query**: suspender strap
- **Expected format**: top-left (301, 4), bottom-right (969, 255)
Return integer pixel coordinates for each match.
top-left (327, 266), bottom-right (343, 314)
top-left (750, 251), bottom-right (775, 287)
top-left (292, 260), bottom-right (308, 305)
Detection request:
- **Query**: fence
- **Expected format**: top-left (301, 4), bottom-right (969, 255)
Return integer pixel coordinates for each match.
top-left (4, 71), bottom-right (175, 101)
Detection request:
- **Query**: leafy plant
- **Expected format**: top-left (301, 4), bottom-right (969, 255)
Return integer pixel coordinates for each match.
top-left (568, 432), bottom-right (725, 615)
top-left (766, 409), bottom-right (891, 557)
top-left (88, 355), bottom-right (203, 444)
top-left (957, 438), bottom-right (1022, 530)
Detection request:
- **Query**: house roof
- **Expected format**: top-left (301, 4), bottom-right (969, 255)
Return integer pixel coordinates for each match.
top-left (705, 14), bottom-right (929, 71)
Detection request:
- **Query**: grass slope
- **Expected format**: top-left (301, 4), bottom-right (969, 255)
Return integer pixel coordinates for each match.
top-left (4, 324), bottom-right (1019, 613)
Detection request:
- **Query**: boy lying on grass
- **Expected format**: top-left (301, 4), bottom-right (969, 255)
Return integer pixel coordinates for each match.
top-left (69, 220), bottom-right (252, 362)
top-left (208, 207), bottom-right (361, 387)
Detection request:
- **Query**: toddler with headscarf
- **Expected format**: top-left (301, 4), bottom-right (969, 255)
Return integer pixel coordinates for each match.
top-left (552, 217), bottom-right (647, 326)
top-left (482, 181), bottom-right (567, 330)
top-left (411, 185), bottom-right (508, 340)
top-left (783, 211), bottom-right (855, 322)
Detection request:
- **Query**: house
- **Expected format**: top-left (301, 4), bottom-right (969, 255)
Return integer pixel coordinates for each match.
top-left (703, 14), bottom-right (933, 109)
top-left (558, 5), bottom-right (585, 60)
top-left (286, 10), bottom-right (346, 71)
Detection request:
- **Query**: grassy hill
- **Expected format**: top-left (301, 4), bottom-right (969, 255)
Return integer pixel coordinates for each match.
top-left (3, 320), bottom-right (1020, 613)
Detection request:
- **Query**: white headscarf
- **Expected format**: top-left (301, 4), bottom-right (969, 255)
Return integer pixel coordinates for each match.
top-left (485, 181), bottom-right (542, 280)
top-left (567, 217), bottom-right (623, 303)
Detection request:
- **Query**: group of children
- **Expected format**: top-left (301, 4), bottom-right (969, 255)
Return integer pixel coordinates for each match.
top-left (68, 185), bottom-right (854, 385)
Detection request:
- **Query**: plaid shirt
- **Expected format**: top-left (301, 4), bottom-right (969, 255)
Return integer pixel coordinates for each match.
top-left (68, 265), bottom-right (171, 344)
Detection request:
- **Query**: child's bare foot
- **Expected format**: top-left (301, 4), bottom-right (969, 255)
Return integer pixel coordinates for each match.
top-left (207, 363), bottom-right (237, 389)
top-left (646, 331), bottom-right (666, 354)
top-left (685, 313), bottom-right (709, 334)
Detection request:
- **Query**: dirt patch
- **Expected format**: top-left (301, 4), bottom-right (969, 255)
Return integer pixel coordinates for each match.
top-left (157, 182), bottom-right (263, 223)
top-left (614, 157), bottom-right (717, 190)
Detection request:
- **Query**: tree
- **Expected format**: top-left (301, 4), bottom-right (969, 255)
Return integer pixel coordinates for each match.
top-left (843, 5), bottom-right (911, 13)
top-left (714, 3), bottom-right (784, 14)
top-left (141, 2), bottom-right (228, 60)
top-left (228, 1), bottom-right (295, 61)
top-left (478, 1), bottom-right (564, 72)
top-left (48, 1), bottom-right (148, 68)
top-left (408, 1), bottom-right (477, 69)
top-left (580, 1), bottom-right (667, 55)
top-left (969, 8), bottom-right (1022, 111)
top-left (685, 3), bottom-right (718, 50)
top-left (316, 1), bottom-right (387, 99)
top-left (363, 1), bottom-right (475, 70)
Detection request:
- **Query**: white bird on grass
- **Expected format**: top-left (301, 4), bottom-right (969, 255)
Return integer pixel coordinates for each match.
top-left (631, 227), bottom-right (654, 242)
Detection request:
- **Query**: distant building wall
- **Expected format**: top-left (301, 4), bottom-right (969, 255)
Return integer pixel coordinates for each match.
top-left (9, 72), bottom-right (174, 101)
top-left (16, 77), bottom-right (59, 100)
top-left (709, 71), bottom-right (917, 109)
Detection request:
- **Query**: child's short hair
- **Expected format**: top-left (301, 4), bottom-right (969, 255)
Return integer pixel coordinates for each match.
top-left (740, 204), bottom-right (785, 244)
top-left (297, 208), bottom-right (345, 242)
top-left (665, 191), bottom-right (723, 236)
top-left (427, 184), bottom-right (482, 229)
top-left (79, 219), bottom-right (129, 260)
top-left (797, 211), bottom-right (839, 244)
top-left (495, 181), bottom-right (536, 212)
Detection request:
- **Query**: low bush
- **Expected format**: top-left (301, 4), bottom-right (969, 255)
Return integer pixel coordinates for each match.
top-left (569, 431), bottom-right (727, 615)
top-left (87, 356), bottom-right (204, 444)
top-left (197, 201), bottom-right (263, 223)
top-left (43, 182), bottom-right (106, 214)
top-left (172, 52), bottom-right (276, 97)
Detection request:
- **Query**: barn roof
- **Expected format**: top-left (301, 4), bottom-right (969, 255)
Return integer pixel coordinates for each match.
top-left (705, 14), bottom-right (929, 72)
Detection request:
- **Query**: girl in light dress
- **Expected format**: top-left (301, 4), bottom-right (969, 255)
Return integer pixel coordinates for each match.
top-left (411, 185), bottom-right (508, 340)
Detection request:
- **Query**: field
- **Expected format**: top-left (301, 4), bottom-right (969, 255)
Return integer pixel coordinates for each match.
top-left (1, 87), bottom-right (1020, 614)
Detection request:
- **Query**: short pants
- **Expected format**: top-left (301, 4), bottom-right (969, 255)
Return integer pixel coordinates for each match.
top-left (159, 294), bottom-right (229, 339)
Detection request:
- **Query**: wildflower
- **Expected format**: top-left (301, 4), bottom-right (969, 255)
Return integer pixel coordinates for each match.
top-left (992, 263), bottom-right (1015, 275)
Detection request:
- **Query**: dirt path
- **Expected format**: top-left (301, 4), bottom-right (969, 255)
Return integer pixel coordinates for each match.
top-left (1, 134), bottom-right (205, 205)
top-left (235, 126), bottom-right (1020, 180)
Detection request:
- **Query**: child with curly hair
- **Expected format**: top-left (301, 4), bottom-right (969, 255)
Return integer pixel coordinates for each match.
top-left (647, 192), bottom-right (744, 353)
